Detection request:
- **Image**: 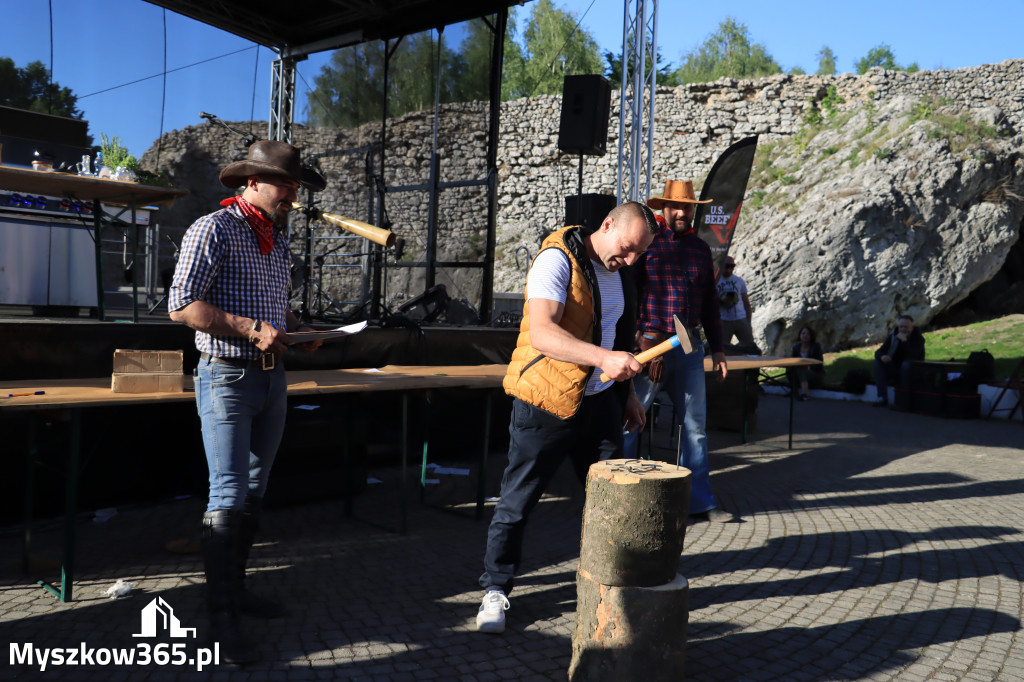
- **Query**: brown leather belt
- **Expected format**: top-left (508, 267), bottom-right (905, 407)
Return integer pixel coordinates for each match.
top-left (200, 351), bottom-right (277, 371)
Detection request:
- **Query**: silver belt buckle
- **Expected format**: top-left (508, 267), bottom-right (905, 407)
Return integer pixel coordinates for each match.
top-left (261, 353), bottom-right (275, 371)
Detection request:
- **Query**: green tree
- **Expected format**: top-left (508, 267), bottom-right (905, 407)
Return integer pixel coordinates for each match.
top-left (816, 47), bottom-right (837, 75)
top-left (0, 58), bottom-right (86, 120)
top-left (673, 18), bottom-right (781, 83)
top-left (854, 44), bottom-right (919, 74)
top-left (456, 17), bottom-right (501, 103)
top-left (503, 0), bottom-right (603, 99)
top-left (603, 42), bottom-right (681, 87)
top-left (306, 30), bottom-right (468, 127)
top-left (307, 43), bottom-right (386, 127)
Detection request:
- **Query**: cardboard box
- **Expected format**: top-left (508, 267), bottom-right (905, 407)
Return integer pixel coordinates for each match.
top-left (113, 349), bottom-right (183, 374)
top-left (111, 372), bottom-right (185, 394)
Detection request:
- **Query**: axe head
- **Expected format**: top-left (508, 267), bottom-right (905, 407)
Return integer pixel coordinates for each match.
top-left (673, 314), bottom-right (694, 354)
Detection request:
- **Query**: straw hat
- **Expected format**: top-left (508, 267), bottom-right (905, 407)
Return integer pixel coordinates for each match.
top-left (220, 140), bottom-right (325, 191)
top-left (646, 179), bottom-right (712, 209)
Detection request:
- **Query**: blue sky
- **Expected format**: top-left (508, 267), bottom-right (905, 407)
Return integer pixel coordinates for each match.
top-left (2, 0), bottom-right (1021, 159)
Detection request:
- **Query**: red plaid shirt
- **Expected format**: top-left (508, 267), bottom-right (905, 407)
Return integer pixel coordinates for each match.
top-left (635, 224), bottom-right (724, 354)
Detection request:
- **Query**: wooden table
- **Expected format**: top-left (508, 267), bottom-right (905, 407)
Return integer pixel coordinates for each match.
top-left (2, 358), bottom-right (816, 602)
top-left (1, 364), bottom-right (506, 601)
top-left (713, 355), bottom-right (822, 448)
top-left (0, 166), bottom-right (187, 321)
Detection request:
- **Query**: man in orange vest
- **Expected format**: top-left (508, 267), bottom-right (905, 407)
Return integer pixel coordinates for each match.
top-left (476, 201), bottom-right (658, 634)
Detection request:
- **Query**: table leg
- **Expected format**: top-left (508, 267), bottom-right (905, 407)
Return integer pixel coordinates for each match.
top-left (741, 370), bottom-right (750, 444)
top-left (788, 380), bottom-right (795, 450)
top-left (343, 398), bottom-right (353, 518)
top-left (401, 393), bottom-right (409, 535)
top-left (475, 392), bottom-right (492, 521)
top-left (22, 418), bottom-right (36, 575)
top-left (39, 409), bottom-right (80, 602)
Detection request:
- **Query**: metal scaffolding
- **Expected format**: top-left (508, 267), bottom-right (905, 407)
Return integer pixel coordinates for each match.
top-left (269, 56), bottom-right (298, 143)
top-left (615, 0), bottom-right (658, 204)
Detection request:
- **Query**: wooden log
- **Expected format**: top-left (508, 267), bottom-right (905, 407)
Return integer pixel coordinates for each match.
top-left (578, 459), bottom-right (691, 587)
top-left (569, 570), bottom-right (689, 681)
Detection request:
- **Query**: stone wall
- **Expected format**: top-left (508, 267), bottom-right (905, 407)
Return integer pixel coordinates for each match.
top-left (142, 59), bottom-right (1024, 344)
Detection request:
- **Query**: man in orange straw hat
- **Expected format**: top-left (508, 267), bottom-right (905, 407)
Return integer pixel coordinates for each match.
top-left (623, 178), bottom-right (736, 523)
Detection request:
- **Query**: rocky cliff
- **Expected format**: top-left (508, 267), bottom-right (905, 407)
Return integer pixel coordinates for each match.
top-left (141, 59), bottom-right (1024, 352)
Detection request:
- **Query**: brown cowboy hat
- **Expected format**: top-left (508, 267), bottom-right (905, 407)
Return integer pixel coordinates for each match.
top-left (219, 140), bottom-right (325, 191)
top-left (646, 179), bottom-right (712, 209)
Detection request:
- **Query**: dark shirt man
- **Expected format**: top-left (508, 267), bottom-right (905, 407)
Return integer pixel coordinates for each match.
top-left (476, 201), bottom-right (658, 634)
top-left (169, 140), bottom-right (323, 663)
top-left (872, 314), bottom-right (925, 406)
top-left (623, 179), bottom-right (735, 523)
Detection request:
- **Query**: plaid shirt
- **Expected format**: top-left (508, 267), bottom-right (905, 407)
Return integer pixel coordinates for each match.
top-left (169, 203), bottom-right (291, 360)
top-left (636, 224), bottom-right (724, 355)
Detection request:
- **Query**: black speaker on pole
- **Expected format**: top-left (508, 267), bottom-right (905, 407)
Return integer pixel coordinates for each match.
top-left (557, 75), bottom-right (611, 156)
top-left (565, 193), bottom-right (617, 233)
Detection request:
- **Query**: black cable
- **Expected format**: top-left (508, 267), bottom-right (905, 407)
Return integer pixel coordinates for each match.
top-left (155, 9), bottom-right (168, 169)
top-left (47, 0), bottom-right (54, 115)
top-left (79, 46), bottom-right (256, 99)
top-left (522, 0), bottom-right (599, 99)
top-left (249, 46), bottom-right (260, 134)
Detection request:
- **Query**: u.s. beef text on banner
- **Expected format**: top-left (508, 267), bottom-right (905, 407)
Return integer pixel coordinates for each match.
top-left (693, 135), bottom-right (759, 278)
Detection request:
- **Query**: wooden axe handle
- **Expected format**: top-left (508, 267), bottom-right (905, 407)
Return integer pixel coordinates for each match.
top-left (599, 335), bottom-right (681, 383)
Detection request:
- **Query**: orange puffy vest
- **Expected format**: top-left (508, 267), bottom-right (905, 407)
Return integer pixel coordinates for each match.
top-left (503, 226), bottom-right (636, 419)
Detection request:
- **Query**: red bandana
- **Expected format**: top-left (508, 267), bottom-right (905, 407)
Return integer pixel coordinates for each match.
top-left (220, 196), bottom-right (275, 255)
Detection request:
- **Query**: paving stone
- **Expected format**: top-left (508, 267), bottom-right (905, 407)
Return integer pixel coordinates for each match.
top-left (3, 396), bottom-right (1023, 680)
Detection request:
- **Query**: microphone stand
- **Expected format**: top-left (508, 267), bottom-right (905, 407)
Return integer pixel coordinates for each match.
top-left (371, 173), bottom-right (395, 324)
top-left (199, 112), bottom-right (258, 147)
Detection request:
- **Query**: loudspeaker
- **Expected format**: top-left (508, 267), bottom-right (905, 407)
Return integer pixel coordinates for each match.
top-left (558, 75), bottom-right (611, 156)
top-left (565, 193), bottom-right (616, 232)
top-left (397, 284), bottom-right (449, 324)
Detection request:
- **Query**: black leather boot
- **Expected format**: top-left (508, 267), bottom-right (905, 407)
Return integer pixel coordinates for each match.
top-left (202, 510), bottom-right (259, 664)
top-left (237, 496), bottom-right (286, 618)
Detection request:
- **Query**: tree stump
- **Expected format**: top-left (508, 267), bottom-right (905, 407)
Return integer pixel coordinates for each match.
top-left (578, 459), bottom-right (692, 587)
top-left (569, 572), bottom-right (689, 681)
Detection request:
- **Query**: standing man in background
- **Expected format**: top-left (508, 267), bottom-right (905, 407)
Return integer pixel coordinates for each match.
top-left (717, 255), bottom-right (755, 348)
top-left (476, 201), bottom-right (658, 634)
top-left (170, 140), bottom-right (324, 663)
top-left (623, 179), bottom-right (736, 523)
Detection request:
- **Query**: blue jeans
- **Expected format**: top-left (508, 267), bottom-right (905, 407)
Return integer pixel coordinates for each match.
top-left (623, 344), bottom-right (716, 515)
top-left (873, 358), bottom-right (912, 400)
top-left (480, 389), bottom-right (623, 594)
top-left (194, 358), bottom-right (288, 512)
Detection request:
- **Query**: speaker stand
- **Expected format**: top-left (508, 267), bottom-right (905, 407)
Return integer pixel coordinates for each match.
top-left (575, 153), bottom-right (585, 225)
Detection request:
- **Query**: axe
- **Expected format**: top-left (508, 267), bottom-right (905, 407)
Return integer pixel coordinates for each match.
top-left (600, 314), bottom-right (693, 383)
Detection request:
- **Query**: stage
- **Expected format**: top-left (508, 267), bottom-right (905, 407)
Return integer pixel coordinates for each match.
top-left (0, 314), bottom-right (519, 525)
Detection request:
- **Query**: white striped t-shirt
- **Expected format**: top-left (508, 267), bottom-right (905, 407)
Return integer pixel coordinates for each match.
top-left (527, 248), bottom-right (624, 395)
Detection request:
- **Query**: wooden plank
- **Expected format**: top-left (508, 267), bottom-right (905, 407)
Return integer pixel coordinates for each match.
top-left (0, 166), bottom-right (187, 205)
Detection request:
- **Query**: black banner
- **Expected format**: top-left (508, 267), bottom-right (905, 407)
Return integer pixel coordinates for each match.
top-left (693, 135), bottom-right (759, 278)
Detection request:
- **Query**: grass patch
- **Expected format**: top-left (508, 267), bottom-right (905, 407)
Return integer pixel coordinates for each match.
top-left (823, 315), bottom-right (1024, 382)
top-left (762, 314), bottom-right (1024, 385)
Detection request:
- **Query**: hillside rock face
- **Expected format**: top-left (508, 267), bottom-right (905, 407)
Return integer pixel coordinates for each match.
top-left (141, 60), bottom-right (1024, 351)
top-left (736, 95), bottom-right (1024, 353)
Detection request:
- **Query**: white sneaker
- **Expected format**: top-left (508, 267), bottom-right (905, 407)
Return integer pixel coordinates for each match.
top-left (476, 589), bottom-right (510, 633)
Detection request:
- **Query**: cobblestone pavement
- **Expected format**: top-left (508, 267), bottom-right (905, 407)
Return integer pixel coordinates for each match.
top-left (2, 394), bottom-right (1022, 681)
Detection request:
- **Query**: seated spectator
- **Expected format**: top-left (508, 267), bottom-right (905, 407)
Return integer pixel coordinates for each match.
top-left (786, 325), bottom-right (825, 401)
top-left (872, 315), bottom-right (925, 407)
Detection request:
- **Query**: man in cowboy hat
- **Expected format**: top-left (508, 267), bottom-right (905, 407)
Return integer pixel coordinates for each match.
top-left (623, 179), bottom-right (736, 523)
top-left (169, 140), bottom-right (325, 663)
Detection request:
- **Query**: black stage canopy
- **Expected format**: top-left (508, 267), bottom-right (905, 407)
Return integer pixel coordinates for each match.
top-left (144, 0), bottom-right (527, 56)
